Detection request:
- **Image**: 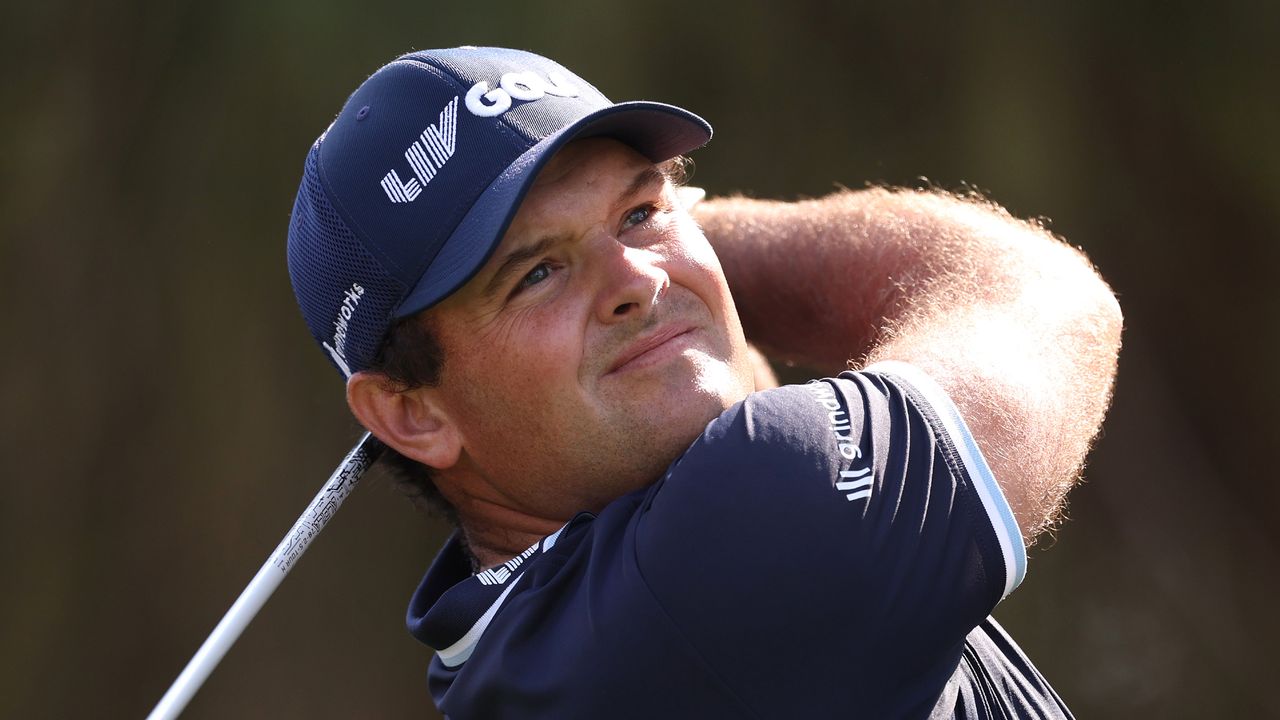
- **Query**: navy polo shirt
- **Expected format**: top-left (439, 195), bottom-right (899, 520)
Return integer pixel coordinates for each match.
top-left (406, 363), bottom-right (1073, 719)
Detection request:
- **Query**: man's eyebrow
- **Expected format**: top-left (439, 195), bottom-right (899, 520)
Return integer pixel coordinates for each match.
top-left (482, 234), bottom-right (561, 301)
top-left (480, 166), bottom-right (666, 301)
top-left (623, 166), bottom-right (666, 203)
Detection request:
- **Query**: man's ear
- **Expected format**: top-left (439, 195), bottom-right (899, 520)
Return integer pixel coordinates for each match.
top-left (346, 371), bottom-right (462, 470)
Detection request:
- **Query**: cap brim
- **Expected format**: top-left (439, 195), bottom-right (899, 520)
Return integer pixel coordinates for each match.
top-left (393, 101), bottom-right (712, 319)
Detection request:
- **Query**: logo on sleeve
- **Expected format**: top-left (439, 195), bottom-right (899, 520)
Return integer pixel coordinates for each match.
top-left (380, 96), bottom-right (459, 203)
top-left (836, 467), bottom-right (873, 502)
top-left (805, 381), bottom-right (873, 502)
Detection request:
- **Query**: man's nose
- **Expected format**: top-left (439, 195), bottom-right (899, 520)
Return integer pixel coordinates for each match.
top-left (592, 239), bottom-right (669, 324)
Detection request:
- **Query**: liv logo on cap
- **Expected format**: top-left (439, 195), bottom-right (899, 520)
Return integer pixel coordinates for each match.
top-left (286, 46), bottom-right (712, 380)
top-left (379, 96), bottom-right (460, 204)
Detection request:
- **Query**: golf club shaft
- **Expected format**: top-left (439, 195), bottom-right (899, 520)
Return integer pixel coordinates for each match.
top-left (146, 432), bottom-right (385, 720)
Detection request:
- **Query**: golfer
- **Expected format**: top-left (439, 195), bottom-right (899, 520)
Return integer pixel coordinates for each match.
top-left (287, 45), bottom-right (1121, 718)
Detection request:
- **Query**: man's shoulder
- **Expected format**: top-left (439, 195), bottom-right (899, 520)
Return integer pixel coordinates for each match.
top-left (684, 373), bottom-right (880, 466)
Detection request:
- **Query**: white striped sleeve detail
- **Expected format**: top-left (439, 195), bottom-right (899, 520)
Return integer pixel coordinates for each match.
top-left (865, 360), bottom-right (1028, 600)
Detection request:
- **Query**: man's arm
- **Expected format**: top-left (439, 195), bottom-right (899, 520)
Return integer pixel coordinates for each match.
top-left (694, 188), bottom-right (1123, 544)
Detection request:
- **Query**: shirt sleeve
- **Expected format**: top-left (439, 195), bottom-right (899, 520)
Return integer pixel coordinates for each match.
top-left (631, 363), bottom-right (1026, 716)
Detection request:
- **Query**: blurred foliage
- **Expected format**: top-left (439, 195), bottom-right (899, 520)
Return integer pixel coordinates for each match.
top-left (1, 1), bottom-right (1277, 718)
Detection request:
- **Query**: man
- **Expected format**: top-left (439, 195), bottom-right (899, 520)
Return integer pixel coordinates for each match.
top-left (287, 46), bottom-right (1121, 718)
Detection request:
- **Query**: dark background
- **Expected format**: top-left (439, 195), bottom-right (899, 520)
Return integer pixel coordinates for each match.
top-left (3, 2), bottom-right (1277, 718)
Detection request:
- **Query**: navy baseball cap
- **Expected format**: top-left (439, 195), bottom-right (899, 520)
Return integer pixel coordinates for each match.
top-left (287, 46), bottom-right (712, 379)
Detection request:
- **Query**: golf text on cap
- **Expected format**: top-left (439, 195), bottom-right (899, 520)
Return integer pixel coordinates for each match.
top-left (464, 69), bottom-right (579, 118)
top-left (322, 283), bottom-right (365, 378)
top-left (380, 97), bottom-right (460, 203)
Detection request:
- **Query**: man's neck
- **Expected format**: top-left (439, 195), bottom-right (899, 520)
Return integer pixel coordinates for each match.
top-left (435, 460), bottom-right (606, 571)
top-left (459, 514), bottom-right (564, 571)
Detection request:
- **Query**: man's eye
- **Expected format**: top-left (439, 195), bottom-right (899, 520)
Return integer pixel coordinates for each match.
top-left (516, 262), bottom-right (553, 291)
top-left (623, 205), bottom-right (653, 229)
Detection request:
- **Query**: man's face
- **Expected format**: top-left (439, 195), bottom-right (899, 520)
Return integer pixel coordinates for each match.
top-left (425, 138), bottom-right (755, 520)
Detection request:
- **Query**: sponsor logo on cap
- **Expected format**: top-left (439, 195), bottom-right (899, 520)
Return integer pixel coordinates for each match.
top-left (464, 69), bottom-right (578, 118)
top-left (380, 96), bottom-right (459, 203)
top-left (321, 282), bottom-right (365, 378)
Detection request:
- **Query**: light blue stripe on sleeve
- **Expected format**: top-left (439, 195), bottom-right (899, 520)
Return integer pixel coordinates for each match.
top-left (864, 361), bottom-right (1027, 600)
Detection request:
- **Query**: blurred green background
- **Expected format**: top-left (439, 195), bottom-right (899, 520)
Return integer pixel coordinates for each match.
top-left (3, 2), bottom-right (1277, 718)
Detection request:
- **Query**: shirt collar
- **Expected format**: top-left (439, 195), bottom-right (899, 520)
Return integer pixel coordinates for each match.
top-left (406, 514), bottom-right (590, 667)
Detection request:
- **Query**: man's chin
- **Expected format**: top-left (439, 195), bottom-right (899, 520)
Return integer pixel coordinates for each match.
top-left (593, 352), bottom-right (753, 478)
top-left (639, 389), bottom-right (735, 457)
top-left (688, 351), bottom-right (755, 408)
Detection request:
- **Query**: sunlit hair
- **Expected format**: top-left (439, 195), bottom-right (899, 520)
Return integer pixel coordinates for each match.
top-left (658, 154), bottom-right (692, 187)
top-left (369, 155), bottom-right (692, 523)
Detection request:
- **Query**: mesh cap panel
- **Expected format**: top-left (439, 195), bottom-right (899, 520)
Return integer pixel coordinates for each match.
top-left (287, 143), bottom-right (406, 377)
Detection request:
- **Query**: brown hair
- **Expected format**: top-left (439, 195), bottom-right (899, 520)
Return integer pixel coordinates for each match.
top-left (367, 312), bottom-right (457, 524)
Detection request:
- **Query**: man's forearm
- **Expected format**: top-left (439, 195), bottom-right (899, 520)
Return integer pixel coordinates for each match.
top-left (694, 188), bottom-right (1123, 542)
top-left (695, 190), bottom-right (913, 370)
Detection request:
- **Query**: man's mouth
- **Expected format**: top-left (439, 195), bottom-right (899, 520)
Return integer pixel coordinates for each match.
top-left (606, 324), bottom-right (697, 375)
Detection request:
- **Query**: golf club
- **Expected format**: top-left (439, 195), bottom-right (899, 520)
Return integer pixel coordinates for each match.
top-left (146, 431), bottom-right (385, 720)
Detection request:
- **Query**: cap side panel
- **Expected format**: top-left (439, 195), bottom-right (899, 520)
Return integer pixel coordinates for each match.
top-left (288, 145), bottom-right (405, 376)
